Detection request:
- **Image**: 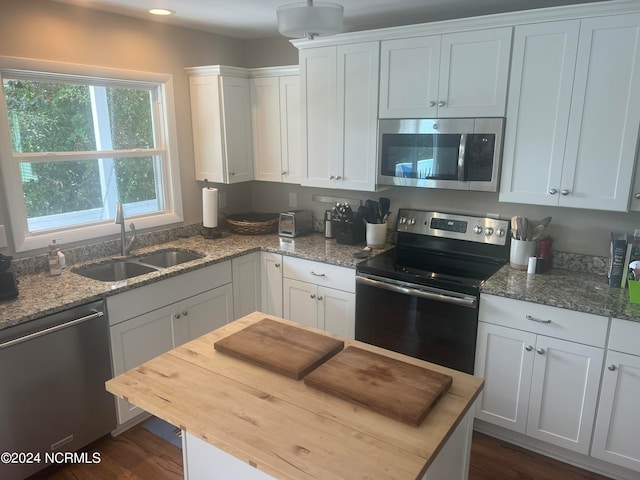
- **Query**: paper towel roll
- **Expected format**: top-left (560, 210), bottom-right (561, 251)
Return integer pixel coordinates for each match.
top-left (202, 187), bottom-right (218, 228)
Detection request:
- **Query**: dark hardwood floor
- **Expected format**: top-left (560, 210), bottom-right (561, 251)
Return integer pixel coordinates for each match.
top-left (33, 423), bottom-right (613, 480)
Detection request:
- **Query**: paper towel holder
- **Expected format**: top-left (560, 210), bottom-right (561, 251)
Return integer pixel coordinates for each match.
top-left (202, 178), bottom-right (223, 239)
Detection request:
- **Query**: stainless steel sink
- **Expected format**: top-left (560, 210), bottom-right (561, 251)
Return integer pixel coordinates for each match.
top-left (72, 249), bottom-right (204, 282)
top-left (136, 250), bottom-right (203, 268)
top-left (73, 260), bottom-right (157, 282)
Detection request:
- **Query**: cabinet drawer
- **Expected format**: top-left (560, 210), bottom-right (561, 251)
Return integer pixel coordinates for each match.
top-left (479, 294), bottom-right (608, 347)
top-left (283, 257), bottom-right (355, 293)
top-left (108, 261), bottom-right (232, 325)
top-left (609, 318), bottom-right (640, 355)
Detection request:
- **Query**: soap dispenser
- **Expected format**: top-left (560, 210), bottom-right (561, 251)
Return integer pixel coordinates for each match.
top-left (48, 239), bottom-right (66, 276)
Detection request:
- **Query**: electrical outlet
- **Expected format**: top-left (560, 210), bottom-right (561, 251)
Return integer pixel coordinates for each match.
top-left (219, 192), bottom-right (227, 209)
top-left (0, 225), bottom-right (7, 248)
top-left (289, 192), bottom-right (297, 208)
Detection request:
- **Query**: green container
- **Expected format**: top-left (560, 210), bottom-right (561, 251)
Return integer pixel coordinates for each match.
top-left (628, 280), bottom-right (640, 304)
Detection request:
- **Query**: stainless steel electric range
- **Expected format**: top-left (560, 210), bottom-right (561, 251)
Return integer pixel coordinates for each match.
top-left (355, 208), bottom-right (510, 374)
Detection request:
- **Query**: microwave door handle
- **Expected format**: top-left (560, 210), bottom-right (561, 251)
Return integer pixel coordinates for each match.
top-left (457, 133), bottom-right (467, 181)
top-left (356, 275), bottom-right (477, 308)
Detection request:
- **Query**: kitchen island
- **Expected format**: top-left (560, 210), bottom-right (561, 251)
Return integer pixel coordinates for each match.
top-left (106, 311), bottom-right (484, 480)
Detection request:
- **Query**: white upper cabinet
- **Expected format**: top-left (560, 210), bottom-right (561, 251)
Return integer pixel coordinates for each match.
top-left (250, 69), bottom-right (301, 184)
top-left (187, 66), bottom-right (254, 184)
top-left (379, 28), bottom-right (512, 118)
top-left (300, 42), bottom-right (379, 191)
top-left (500, 14), bottom-right (640, 211)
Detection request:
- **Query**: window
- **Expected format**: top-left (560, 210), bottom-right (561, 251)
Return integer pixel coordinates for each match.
top-left (0, 57), bottom-right (183, 252)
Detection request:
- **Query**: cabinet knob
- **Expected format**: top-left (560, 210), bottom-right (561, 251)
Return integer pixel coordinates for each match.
top-left (608, 364), bottom-right (617, 371)
top-left (329, 175), bottom-right (335, 180)
top-left (317, 295), bottom-right (323, 301)
top-left (230, 171), bottom-right (235, 176)
top-left (536, 347), bottom-right (545, 355)
top-left (181, 311), bottom-right (188, 316)
top-left (275, 263), bottom-right (280, 268)
top-left (282, 171), bottom-right (288, 175)
top-left (525, 345), bottom-right (533, 352)
top-left (335, 175), bottom-right (342, 180)
top-left (429, 101), bottom-right (436, 107)
top-left (561, 189), bottom-right (570, 196)
top-left (310, 294), bottom-right (316, 299)
top-left (635, 193), bottom-right (640, 200)
top-left (549, 188), bottom-right (558, 195)
top-left (174, 313), bottom-right (181, 319)
top-left (438, 101), bottom-right (446, 107)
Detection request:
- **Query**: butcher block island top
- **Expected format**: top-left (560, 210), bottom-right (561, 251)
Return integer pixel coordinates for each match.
top-left (106, 312), bottom-right (484, 480)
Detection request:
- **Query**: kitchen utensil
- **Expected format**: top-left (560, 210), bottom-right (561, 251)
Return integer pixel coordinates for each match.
top-left (214, 318), bottom-right (344, 380)
top-left (520, 217), bottom-right (528, 241)
top-left (304, 345), bottom-right (453, 426)
top-left (530, 223), bottom-right (546, 241)
top-left (511, 216), bottom-right (519, 239)
top-left (539, 216), bottom-right (552, 227)
top-left (378, 197), bottom-right (390, 221)
top-left (364, 199), bottom-right (379, 223)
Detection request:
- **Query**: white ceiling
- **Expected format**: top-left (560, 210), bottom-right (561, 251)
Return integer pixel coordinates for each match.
top-left (51, 0), bottom-right (607, 39)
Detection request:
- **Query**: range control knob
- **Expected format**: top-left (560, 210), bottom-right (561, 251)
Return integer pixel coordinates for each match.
top-left (398, 216), bottom-right (407, 225)
top-left (473, 225), bottom-right (483, 234)
top-left (484, 227), bottom-right (494, 236)
top-left (495, 228), bottom-right (506, 237)
top-left (408, 217), bottom-right (416, 226)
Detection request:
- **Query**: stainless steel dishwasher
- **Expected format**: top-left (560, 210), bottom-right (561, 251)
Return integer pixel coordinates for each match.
top-left (0, 299), bottom-right (116, 479)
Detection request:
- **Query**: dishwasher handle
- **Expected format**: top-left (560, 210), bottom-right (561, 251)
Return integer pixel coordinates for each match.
top-left (356, 274), bottom-right (477, 308)
top-left (0, 311), bottom-right (104, 350)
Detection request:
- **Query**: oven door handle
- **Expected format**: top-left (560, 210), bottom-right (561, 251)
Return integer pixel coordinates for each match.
top-left (356, 274), bottom-right (477, 308)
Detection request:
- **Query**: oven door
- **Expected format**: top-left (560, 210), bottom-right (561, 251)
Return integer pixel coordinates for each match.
top-left (355, 273), bottom-right (479, 374)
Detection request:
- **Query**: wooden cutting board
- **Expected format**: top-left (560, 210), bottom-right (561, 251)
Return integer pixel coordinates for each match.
top-left (213, 318), bottom-right (344, 380)
top-left (304, 346), bottom-right (453, 426)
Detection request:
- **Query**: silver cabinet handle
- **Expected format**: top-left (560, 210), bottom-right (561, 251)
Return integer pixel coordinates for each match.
top-left (181, 311), bottom-right (188, 317)
top-left (230, 171), bottom-right (235, 176)
top-left (635, 193), bottom-right (640, 200)
top-left (549, 188), bottom-right (558, 195)
top-left (329, 175), bottom-right (335, 180)
top-left (429, 101), bottom-right (436, 107)
top-left (561, 189), bottom-right (570, 195)
top-left (335, 175), bottom-right (342, 180)
top-left (310, 271), bottom-right (326, 277)
top-left (317, 295), bottom-right (323, 301)
top-left (174, 313), bottom-right (181, 319)
top-left (525, 345), bottom-right (533, 352)
top-left (310, 294), bottom-right (316, 299)
top-left (526, 315), bottom-right (551, 324)
top-left (0, 311), bottom-right (103, 350)
top-left (275, 263), bottom-right (280, 268)
top-left (608, 364), bottom-right (617, 371)
top-left (438, 101), bottom-right (446, 107)
top-left (282, 171), bottom-right (287, 175)
top-left (537, 347), bottom-right (545, 355)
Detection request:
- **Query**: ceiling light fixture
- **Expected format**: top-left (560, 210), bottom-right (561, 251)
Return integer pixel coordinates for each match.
top-left (149, 8), bottom-right (175, 16)
top-left (277, 0), bottom-right (344, 39)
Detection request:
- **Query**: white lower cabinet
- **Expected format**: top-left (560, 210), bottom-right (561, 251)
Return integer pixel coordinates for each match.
top-left (108, 262), bottom-right (233, 425)
top-left (232, 252), bottom-right (261, 319)
top-left (475, 294), bottom-right (606, 455)
top-left (261, 252), bottom-right (283, 317)
top-left (282, 256), bottom-right (355, 339)
top-left (591, 318), bottom-right (640, 473)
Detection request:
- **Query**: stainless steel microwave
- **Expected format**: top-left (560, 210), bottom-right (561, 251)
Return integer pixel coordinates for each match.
top-left (377, 118), bottom-right (504, 192)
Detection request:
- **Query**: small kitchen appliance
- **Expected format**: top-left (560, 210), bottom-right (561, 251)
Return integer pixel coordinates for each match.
top-left (0, 254), bottom-right (18, 301)
top-left (324, 210), bottom-right (335, 238)
top-left (355, 209), bottom-right (510, 374)
top-left (279, 210), bottom-right (313, 237)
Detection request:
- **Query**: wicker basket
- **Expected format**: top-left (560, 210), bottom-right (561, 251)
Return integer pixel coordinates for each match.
top-left (225, 213), bottom-right (279, 235)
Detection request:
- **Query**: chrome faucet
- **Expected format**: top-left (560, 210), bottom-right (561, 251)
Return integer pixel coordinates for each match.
top-left (114, 202), bottom-right (137, 256)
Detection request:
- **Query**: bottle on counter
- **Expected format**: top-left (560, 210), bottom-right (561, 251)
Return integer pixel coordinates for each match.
top-left (48, 239), bottom-right (66, 276)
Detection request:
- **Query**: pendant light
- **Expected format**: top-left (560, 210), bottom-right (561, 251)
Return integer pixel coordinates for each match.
top-left (277, 0), bottom-right (344, 39)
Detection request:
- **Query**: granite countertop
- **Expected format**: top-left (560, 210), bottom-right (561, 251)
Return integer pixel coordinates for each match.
top-left (482, 265), bottom-right (640, 322)
top-left (0, 232), bottom-right (388, 331)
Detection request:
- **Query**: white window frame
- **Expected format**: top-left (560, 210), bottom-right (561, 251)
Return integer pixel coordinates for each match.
top-left (0, 56), bottom-right (183, 253)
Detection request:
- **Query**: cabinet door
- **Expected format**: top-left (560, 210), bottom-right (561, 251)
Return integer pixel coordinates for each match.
top-left (283, 278), bottom-right (318, 329)
top-left (189, 75), bottom-right (224, 183)
top-left (336, 41), bottom-right (379, 192)
top-left (438, 27), bottom-right (512, 117)
top-left (251, 77), bottom-right (283, 182)
top-left (173, 284), bottom-right (234, 347)
top-left (474, 322), bottom-right (536, 434)
top-left (560, 14), bottom-right (640, 211)
top-left (232, 252), bottom-right (261, 319)
top-left (499, 20), bottom-right (580, 206)
top-left (280, 75), bottom-right (301, 184)
top-left (110, 305), bottom-right (175, 424)
top-left (526, 335), bottom-right (604, 454)
top-left (300, 46), bottom-right (336, 188)
top-left (318, 286), bottom-right (355, 339)
top-left (379, 35), bottom-right (441, 118)
top-left (592, 350), bottom-right (640, 472)
top-left (261, 252), bottom-right (283, 317)
top-left (221, 76), bottom-right (254, 183)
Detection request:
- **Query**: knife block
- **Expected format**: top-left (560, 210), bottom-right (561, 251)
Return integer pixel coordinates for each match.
top-left (334, 216), bottom-right (365, 245)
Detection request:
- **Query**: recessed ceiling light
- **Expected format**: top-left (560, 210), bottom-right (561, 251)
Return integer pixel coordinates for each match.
top-left (149, 8), bottom-right (175, 16)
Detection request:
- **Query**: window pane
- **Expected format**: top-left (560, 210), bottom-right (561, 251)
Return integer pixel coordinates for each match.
top-left (4, 80), bottom-right (95, 153)
top-left (3, 79), bottom-right (155, 153)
